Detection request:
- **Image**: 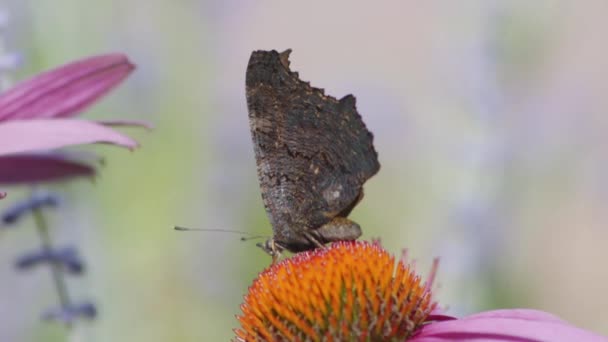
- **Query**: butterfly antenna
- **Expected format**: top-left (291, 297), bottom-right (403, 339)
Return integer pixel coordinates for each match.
top-left (173, 226), bottom-right (266, 241)
top-left (240, 235), bottom-right (266, 241)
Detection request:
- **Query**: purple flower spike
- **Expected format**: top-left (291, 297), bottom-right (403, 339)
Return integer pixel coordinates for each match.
top-left (0, 54), bottom-right (134, 121)
top-left (1, 191), bottom-right (59, 225)
top-left (15, 246), bottom-right (84, 275)
top-left (413, 309), bottom-right (608, 341)
top-left (41, 301), bottom-right (97, 323)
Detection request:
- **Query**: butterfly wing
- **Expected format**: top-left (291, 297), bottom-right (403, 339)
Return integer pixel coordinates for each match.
top-left (245, 49), bottom-right (380, 246)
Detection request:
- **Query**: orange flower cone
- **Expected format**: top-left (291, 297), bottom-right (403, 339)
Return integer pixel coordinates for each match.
top-left (235, 241), bottom-right (437, 341)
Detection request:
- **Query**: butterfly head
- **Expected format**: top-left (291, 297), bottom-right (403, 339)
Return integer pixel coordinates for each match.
top-left (256, 238), bottom-right (284, 264)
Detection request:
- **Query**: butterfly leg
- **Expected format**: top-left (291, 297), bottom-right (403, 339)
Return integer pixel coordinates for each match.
top-left (304, 231), bottom-right (326, 249)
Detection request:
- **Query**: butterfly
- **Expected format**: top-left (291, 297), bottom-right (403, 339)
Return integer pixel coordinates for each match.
top-left (245, 49), bottom-right (380, 261)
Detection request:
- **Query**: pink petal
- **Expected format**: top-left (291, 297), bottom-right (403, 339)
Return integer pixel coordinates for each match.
top-left (426, 314), bottom-right (457, 322)
top-left (0, 154), bottom-right (95, 184)
top-left (414, 309), bottom-right (608, 342)
top-left (461, 309), bottom-right (567, 324)
top-left (0, 191), bottom-right (5, 199)
top-left (0, 119), bottom-right (138, 155)
top-left (0, 54), bottom-right (134, 121)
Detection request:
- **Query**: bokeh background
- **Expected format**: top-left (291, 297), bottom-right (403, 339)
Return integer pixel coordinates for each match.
top-left (1, 1), bottom-right (607, 341)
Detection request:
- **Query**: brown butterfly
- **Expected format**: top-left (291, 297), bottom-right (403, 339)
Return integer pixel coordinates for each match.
top-left (245, 49), bottom-right (380, 261)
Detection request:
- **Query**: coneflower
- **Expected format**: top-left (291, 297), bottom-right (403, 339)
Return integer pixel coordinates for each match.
top-left (235, 241), bottom-right (607, 341)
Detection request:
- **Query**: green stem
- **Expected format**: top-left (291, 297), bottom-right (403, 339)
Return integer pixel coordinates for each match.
top-left (32, 206), bottom-right (72, 327)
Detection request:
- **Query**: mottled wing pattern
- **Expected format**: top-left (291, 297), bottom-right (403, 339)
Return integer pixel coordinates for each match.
top-left (245, 49), bottom-right (380, 242)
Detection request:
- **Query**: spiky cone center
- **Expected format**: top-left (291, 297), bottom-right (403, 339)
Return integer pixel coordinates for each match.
top-left (235, 241), bottom-right (436, 341)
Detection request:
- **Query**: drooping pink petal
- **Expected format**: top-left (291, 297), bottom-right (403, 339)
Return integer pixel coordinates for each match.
top-left (414, 309), bottom-right (607, 342)
top-left (0, 54), bottom-right (134, 121)
top-left (0, 154), bottom-right (95, 184)
top-left (0, 119), bottom-right (138, 155)
top-left (98, 119), bottom-right (154, 130)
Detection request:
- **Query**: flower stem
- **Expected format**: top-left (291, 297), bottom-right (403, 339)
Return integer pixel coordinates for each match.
top-left (32, 206), bottom-right (72, 327)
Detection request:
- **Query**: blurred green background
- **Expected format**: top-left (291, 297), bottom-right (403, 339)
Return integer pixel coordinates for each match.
top-left (1, 1), bottom-right (607, 341)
